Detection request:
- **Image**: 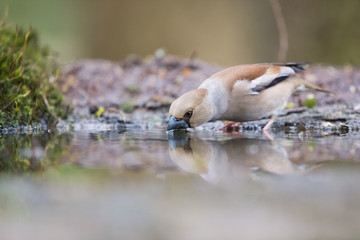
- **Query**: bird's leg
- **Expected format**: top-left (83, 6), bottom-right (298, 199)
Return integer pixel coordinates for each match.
top-left (262, 115), bottom-right (277, 132)
top-left (262, 115), bottom-right (277, 141)
top-left (217, 121), bottom-right (243, 131)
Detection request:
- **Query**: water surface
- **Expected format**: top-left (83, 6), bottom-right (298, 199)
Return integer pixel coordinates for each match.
top-left (1, 126), bottom-right (360, 239)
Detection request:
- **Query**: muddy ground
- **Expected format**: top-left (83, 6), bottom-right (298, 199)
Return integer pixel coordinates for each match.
top-left (57, 54), bottom-right (360, 133)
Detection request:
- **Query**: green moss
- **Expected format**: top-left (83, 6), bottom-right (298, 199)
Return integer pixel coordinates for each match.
top-left (0, 9), bottom-right (69, 128)
top-left (125, 84), bottom-right (140, 94)
top-left (304, 97), bottom-right (317, 108)
top-left (95, 106), bottom-right (105, 117)
top-left (121, 102), bottom-right (135, 113)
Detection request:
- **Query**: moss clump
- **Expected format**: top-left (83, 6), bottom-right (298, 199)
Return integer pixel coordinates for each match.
top-left (0, 10), bottom-right (68, 128)
top-left (125, 84), bottom-right (140, 94)
top-left (95, 106), bottom-right (105, 117)
top-left (121, 102), bottom-right (135, 113)
top-left (304, 94), bottom-right (317, 108)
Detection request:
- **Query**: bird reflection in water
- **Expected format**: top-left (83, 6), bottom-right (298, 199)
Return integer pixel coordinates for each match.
top-left (168, 131), bottom-right (317, 183)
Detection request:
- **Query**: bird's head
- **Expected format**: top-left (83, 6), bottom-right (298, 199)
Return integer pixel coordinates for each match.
top-left (167, 89), bottom-right (212, 131)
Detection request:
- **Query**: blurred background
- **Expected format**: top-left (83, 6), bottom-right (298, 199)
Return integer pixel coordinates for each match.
top-left (1, 0), bottom-right (360, 66)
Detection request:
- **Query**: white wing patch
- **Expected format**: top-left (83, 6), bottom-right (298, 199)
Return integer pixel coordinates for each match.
top-left (249, 73), bottom-right (279, 94)
top-left (248, 66), bottom-right (296, 94)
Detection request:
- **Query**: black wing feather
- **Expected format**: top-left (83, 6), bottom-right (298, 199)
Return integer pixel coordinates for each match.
top-left (251, 75), bottom-right (290, 93)
top-left (274, 62), bottom-right (310, 73)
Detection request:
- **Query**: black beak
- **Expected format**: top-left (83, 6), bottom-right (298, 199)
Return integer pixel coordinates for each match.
top-left (167, 116), bottom-right (189, 131)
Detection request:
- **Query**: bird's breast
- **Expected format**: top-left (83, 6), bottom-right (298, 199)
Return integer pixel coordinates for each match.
top-left (219, 80), bottom-right (295, 121)
top-left (199, 77), bottom-right (229, 119)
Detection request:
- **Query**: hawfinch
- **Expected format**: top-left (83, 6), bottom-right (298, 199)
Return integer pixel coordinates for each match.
top-left (168, 62), bottom-right (329, 131)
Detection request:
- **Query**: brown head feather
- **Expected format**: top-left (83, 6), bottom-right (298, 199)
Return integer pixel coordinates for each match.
top-left (169, 89), bottom-right (212, 127)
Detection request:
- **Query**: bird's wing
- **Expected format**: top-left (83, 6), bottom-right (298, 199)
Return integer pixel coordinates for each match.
top-left (212, 62), bottom-right (308, 95)
top-left (248, 66), bottom-right (295, 95)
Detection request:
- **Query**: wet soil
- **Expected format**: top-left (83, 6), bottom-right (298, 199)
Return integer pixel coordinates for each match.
top-left (57, 55), bottom-right (360, 132)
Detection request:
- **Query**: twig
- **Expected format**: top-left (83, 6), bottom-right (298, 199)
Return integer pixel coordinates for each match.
top-left (270, 0), bottom-right (288, 62)
top-left (185, 50), bottom-right (198, 67)
top-left (42, 91), bottom-right (51, 111)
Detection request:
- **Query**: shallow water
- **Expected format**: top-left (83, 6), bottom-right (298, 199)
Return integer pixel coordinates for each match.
top-left (1, 125), bottom-right (360, 240)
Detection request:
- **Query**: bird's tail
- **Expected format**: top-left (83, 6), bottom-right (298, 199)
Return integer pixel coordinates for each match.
top-left (293, 78), bottom-right (334, 94)
top-left (303, 81), bottom-right (334, 94)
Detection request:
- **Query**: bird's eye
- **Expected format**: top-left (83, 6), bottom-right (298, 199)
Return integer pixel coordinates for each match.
top-left (183, 110), bottom-right (193, 118)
